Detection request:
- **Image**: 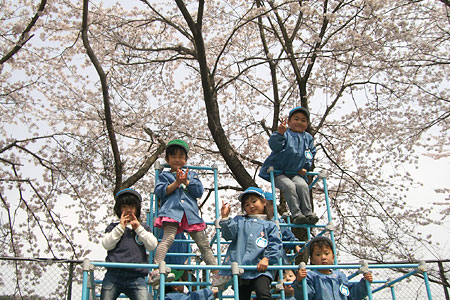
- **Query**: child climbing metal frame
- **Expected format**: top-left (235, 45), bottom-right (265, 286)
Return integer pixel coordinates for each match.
top-left (80, 163), bottom-right (434, 300)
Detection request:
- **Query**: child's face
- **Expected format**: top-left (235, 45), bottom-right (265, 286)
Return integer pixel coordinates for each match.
top-left (283, 269), bottom-right (296, 294)
top-left (243, 194), bottom-right (266, 215)
top-left (167, 148), bottom-right (187, 171)
top-left (288, 112), bottom-right (308, 133)
top-left (172, 284), bottom-right (185, 293)
top-left (120, 204), bottom-right (137, 216)
top-left (310, 245), bottom-right (334, 270)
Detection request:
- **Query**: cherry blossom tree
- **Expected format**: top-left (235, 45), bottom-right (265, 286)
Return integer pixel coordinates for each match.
top-left (0, 0), bottom-right (449, 296)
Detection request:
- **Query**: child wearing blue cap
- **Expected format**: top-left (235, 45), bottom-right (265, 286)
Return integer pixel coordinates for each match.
top-left (259, 107), bottom-right (318, 225)
top-left (151, 139), bottom-right (216, 285)
top-left (100, 188), bottom-right (158, 300)
top-left (212, 187), bottom-right (282, 300)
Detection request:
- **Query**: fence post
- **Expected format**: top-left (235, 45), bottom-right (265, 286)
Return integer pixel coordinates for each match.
top-left (438, 261), bottom-right (450, 300)
top-left (67, 261), bottom-right (74, 300)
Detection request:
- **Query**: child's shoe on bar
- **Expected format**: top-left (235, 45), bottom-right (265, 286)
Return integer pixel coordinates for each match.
top-left (211, 273), bottom-right (231, 290)
top-left (149, 270), bottom-right (175, 286)
top-left (306, 213), bottom-right (319, 224)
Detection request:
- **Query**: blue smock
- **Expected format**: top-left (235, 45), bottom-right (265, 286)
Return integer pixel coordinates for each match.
top-left (154, 170), bottom-right (204, 225)
top-left (219, 215), bottom-right (282, 280)
top-left (259, 129), bottom-right (316, 181)
top-left (292, 269), bottom-right (369, 300)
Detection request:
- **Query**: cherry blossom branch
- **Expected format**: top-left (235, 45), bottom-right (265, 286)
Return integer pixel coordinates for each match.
top-left (0, 0), bottom-right (47, 65)
top-left (81, 0), bottom-right (122, 194)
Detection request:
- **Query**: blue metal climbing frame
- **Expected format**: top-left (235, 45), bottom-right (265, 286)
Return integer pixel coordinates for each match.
top-left (80, 163), bottom-right (434, 300)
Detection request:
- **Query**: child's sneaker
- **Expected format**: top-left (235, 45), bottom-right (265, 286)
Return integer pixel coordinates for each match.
top-left (306, 214), bottom-right (319, 224)
top-left (166, 272), bottom-right (176, 282)
top-left (149, 270), bottom-right (160, 286)
top-left (293, 214), bottom-right (307, 224)
top-left (211, 274), bottom-right (231, 290)
top-left (149, 270), bottom-right (176, 286)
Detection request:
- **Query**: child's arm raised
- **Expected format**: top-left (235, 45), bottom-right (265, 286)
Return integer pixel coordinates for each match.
top-left (165, 168), bottom-right (186, 195)
top-left (219, 201), bottom-right (238, 241)
top-left (277, 118), bottom-right (288, 135)
top-left (133, 218), bottom-right (158, 251)
top-left (102, 223), bottom-right (125, 251)
top-left (268, 118), bottom-right (289, 151)
top-left (221, 200), bottom-right (231, 219)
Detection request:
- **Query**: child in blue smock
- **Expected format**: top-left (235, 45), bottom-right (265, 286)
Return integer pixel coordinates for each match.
top-left (293, 236), bottom-right (373, 300)
top-left (283, 269), bottom-right (297, 300)
top-left (213, 187), bottom-right (282, 300)
top-left (151, 139), bottom-right (216, 285)
top-left (259, 107), bottom-right (318, 225)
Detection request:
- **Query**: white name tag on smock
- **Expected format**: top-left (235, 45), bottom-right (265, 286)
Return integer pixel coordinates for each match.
top-left (305, 149), bottom-right (313, 160)
top-left (339, 284), bottom-right (350, 296)
top-left (255, 237), bottom-right (268, 248)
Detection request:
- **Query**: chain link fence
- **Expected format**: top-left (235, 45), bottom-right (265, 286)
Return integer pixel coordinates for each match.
top-left (0, 257), bottom-right (448, 299)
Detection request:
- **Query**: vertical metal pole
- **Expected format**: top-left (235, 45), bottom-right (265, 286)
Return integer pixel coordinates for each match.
top-left (268, 167), bottom-right (279, 222)
top-left (390, 285), bottom-right (397, 300)
top-left (152, 161), bottom-right (162, 300)
top-left (299, 262), bottom-right (308, 300)
top-left (321, 175), bottom-right (332, 224)
top-left (423, 271), bottom-right (434, 300)
top-left (231, 262), bottom-right (240, 300)
top-left (365, 279), bottom-right (373, 300)
top-left (81, 259), bottom-right (90, 300)
top-left (67, 261), bottom-right (74, 300)
top-left (268, 167), bottom-right (285, 300)
top-left (438, 261), bottom-right (450, 300)
top-left (321, 176), bottom-right (337, 265)
top-left (213, 164), bottom-right (222, 268)
top-left (159, 261), bottom-right (167, 300)
top-left (81, 270), bottom-right (89, 300)
top-left (418, 261), bottom-right (433, 300)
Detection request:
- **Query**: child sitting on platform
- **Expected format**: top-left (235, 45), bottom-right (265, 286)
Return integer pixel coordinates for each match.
top-left (259, 106), bottom-right (318, 225)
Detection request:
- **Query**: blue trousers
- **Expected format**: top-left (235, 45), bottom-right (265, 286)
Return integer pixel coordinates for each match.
top-left (100, 270), bottom-right (149, 300)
